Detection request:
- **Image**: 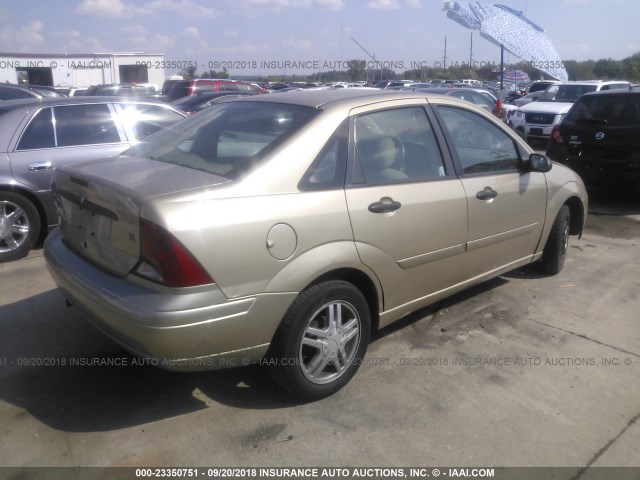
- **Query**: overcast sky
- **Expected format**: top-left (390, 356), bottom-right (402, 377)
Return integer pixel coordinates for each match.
top-left (2, 0), bottom-right (639, 77)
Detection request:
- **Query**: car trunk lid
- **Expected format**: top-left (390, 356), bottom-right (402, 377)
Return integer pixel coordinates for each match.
top-left (53, 155), bottom-right (230, 277)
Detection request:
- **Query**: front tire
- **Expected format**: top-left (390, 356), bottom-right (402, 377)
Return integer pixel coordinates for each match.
top-left (268, 280), bottom-right (371, 400)
top-left (542, 205), bottom-right (570, 275)
top-left (0, 192), bottom-right (41, 263)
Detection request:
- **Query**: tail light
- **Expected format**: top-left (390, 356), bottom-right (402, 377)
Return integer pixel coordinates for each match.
top-left (133, 219), bottom-right (213, 287)
top-left (550, 124), bottom-right (563, 144)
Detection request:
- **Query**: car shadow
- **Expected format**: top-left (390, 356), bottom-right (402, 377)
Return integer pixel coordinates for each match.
top-left (0, 274), bottom-right (538, 433)
top-left (372, 276), bottom-right (510, 342)
top-left (587, 184), bottom-right (640, 216)
top-left (0, 289), bottom-right (302, 433)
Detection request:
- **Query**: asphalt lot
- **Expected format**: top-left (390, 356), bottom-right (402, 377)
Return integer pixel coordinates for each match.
top-left (0, 185), bottom-right (638, 472)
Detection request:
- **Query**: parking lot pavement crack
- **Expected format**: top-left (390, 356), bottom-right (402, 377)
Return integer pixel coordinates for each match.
top-left (529, 319), bottom-right (640, 358)
top-left (571, 411), bottom-right (640, 479)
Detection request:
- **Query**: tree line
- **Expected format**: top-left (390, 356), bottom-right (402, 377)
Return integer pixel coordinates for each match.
top-left (178, 52), bottom-right (640, 84)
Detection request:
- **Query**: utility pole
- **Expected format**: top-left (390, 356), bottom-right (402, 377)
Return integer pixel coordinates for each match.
top-left (443, 36), bottom-right (447, 70)
top-left (351, 36), bottom-right (378, 82)
top-left (469, 32), bottom-right (473, 68)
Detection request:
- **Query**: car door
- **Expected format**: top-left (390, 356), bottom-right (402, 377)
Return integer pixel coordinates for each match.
top-left (433, 104), bottom-right (548, 279)
top-left (8, 103), bottom-right (128, 196)
top-left (344, 104), bottom-right (468, 321)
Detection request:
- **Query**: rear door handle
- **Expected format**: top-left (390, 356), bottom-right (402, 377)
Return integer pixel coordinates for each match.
top-left (476, 187), bottom-right (498, 200)
top-left (368, 199), bottom-right (402, 213)
top-left (28, 162), bottom-right (52, 172)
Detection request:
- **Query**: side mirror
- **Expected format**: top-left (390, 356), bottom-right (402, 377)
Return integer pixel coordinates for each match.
top-left (527, 153), bottom-right (552, 173)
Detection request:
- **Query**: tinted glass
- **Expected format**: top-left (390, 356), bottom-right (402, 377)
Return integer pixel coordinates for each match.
top-left (355, 107), bottom-right (446, 184)
top-left (193, 83), bottom-right (215, 93)
top-left (119, 104), bottom-right (184, 140)
top-left (0, 87), bottom-right (37, 100)
top-left (54, 104), bottom-right (120, 146)
top-left (167, 82), bottom-right (191, 100)
top-left (437, 106), bottom-right (519, 174)
top-left (218, 83), bottom-right (238, 92)
top-left (17, 108), bottom-right (55, 150)
top-left (126, 102), bottom-right (318, 179)
top-left (237, 83), bottom-right (259, 93)
top-left (566, 94), bottom-right (640, 127)
top-left (554, 85), bottom-right (598, 102)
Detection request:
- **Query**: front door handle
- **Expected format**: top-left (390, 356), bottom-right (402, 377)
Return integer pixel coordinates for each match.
top-left (28, 162), bottom-right (52, 172)
top-left (476, 187), bottom-right (498, 200)
top-left (368, 199), bottom-right (402, 213)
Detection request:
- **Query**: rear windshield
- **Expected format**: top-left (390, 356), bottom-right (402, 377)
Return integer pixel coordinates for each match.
top-left (125, 101), bottom-right (318, 179)
top-left (566, 94), bottom-right (640, 127)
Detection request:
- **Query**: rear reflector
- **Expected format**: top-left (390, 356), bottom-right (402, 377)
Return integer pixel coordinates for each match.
top-left (133, 219), bottom-right (213, 287)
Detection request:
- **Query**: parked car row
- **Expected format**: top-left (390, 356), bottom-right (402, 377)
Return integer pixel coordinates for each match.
top-left (502, 79), bottom-right (639, 189)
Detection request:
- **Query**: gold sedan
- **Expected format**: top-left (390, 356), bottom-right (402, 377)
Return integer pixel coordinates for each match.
top-left (45, 89), bottom-right (587, 400)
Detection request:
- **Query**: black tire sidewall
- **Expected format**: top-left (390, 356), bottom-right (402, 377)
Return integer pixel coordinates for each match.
top-left (0, 192), bottom-right (41, 262)
top-left (269, 280), bottom-right (371, 400)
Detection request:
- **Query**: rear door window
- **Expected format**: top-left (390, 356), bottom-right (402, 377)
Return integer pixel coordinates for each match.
top-left (53, 104), bottom-right (121, 146)
top-left (353, 106), bottom-right (447, 185)
top-left (116, 104), bottom-right (185, 140)
top-left (218, 83), bottom-right (239, 92)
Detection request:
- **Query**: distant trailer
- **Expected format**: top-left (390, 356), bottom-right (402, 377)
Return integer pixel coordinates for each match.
top-left (0, 52), bottom-right (166, 88)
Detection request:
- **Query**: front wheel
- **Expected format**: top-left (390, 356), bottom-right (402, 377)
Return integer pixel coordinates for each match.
top-left (0, 192), bottom-right (41, 263)
top-left (542, 205), bottom-right (570, 275)
top-left (268, 280), bottom-right (371, 400)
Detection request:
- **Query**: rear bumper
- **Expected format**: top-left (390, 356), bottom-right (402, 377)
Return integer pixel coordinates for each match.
top-left (547, 145), bottom-right (640, 184)
top-left (44, 228), bottom-right (296, 371)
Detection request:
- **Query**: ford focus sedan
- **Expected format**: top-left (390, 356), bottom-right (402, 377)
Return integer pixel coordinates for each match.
top-left (44, 89), bottom-right (587, 400)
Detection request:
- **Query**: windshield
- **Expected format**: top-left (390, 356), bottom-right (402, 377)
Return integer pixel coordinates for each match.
top-left (538, 84), bottom-right (598, 103)
top-left (125, 101), bottom-right (318, 179)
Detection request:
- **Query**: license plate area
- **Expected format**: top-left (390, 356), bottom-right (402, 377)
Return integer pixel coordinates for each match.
top-left (63, 201), bottom-right (113, 254)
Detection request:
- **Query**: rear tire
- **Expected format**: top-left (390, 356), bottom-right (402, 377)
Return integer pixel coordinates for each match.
top-left (542, 205), bottom-right (570, 275)
top-left (268, 280), bottom-right (371, 400)
top-left (0, 192), bottom-right (41, 263)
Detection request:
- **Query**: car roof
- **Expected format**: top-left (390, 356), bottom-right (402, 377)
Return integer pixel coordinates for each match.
top-left (559, 80), bottom-right (630, 85)
top-left (577, 89), bottom-right (640, 98)
top-left (0, 96), bottom-right (170, 112)
top-left (0, 83), bottom-right (40, 90)
top-left (232, 88), bottom-right (439, 110)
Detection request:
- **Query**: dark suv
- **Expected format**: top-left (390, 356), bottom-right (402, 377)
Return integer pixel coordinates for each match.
top-left (165, 79), bottom-right (265, 101)
top-left (546, 90), bottom-right (640, 185)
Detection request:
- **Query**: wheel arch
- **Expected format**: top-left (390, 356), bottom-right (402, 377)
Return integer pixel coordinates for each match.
top-left (303, 268), bottom-right (381, 333)
top-left (564, 194), bottom-right (586, 238)
top-left (264, 242), bottom-right (383, 332)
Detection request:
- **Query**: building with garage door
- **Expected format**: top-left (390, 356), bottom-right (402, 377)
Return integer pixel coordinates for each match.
top-left (0, 52), bottom-right (165, 90)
